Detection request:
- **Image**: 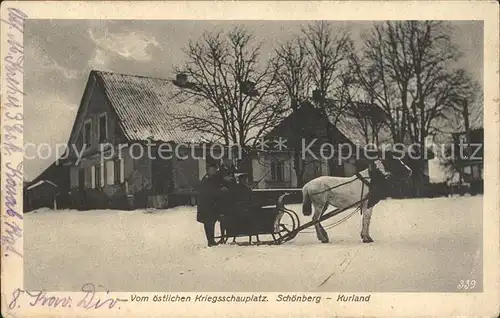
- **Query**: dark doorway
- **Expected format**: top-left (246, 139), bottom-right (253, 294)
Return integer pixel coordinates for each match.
top-left (151, 158), bottom-right (173, 195)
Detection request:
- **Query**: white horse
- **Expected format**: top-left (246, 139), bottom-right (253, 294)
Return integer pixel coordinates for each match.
top-left (302, 156), bottom-right (412, 243)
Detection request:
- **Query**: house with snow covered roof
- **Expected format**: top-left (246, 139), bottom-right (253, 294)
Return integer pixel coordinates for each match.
top-left (252, 99), bottom-right (401, 189)
top-left (23, 161), bottom-right (70, 212)
top-left (451, 101), bottom-right (484, 193)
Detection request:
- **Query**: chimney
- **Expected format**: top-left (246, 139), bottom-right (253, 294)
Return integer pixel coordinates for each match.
top-left (174, 73), bottom-right (188, 87)
top-left (241, 81), bottom-right (258, 96)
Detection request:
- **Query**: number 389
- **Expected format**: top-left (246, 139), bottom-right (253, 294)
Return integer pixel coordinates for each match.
top-left (457, 279), bottom-right (476, 290)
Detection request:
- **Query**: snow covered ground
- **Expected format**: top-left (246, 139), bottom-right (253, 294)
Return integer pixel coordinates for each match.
top-left (24, 196), bottom-right (483, 292)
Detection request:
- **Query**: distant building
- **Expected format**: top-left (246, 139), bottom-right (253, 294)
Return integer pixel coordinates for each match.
top-left (61, 70), bottom-right (228, 210)
top-left (23, 162), bottom-right (70, 212)
top-left (452, 127), bottom-right (484, 193)
top-left (24, 180), bottom-right (58, 211)
top-left (252, 99), bottom-right (434, 197)
top-left (251, 101), bottom-right (387, 188)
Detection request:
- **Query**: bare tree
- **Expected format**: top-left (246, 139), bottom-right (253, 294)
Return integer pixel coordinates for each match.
top-left (353, 21), bottom-right (478, 145)
top-left (273, 37), bottom-right (311, 111)
top-left (302, 21), bottom-right (353, 109)
top-left (272, 22), bottom-right (353, 185)
top-left (172, 26), bottom-right (287, 168)
top-left (350, 21), bottom-right (479, 194)
top-left (329, 71), bottom-right (388, 146)
top-left (349, 23), bottom-right (409, 144)
top-left (437, 96), bottom-right (482, 187)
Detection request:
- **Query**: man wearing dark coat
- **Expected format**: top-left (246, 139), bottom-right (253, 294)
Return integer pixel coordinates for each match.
top-left (218, 162), bottom-right (237, 182)
top-left (197, 164), bottom-right (225, 247)
top-left (367, 151), bottom-right (393, 209)
top-left (232, 173), bottom-right (253, 209)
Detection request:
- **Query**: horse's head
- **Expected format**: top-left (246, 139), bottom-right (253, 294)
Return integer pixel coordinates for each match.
top-left (223, 173), bottom-right (236, 185)
top-left (371, 153), bottom-right (412, 182)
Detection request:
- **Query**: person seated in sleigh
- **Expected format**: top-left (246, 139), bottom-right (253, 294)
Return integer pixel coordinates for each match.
top-left (232, 173), bottom-right (260, 228)
top-left (219, 172), bottom-right (256, 232)
top-left (196, 163), bottom-right (227, 247)
top-left (217, 162), bottom-right (251, 213)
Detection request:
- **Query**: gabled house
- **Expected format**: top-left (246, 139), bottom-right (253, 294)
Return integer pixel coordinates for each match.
top-left (251, 100), bottom-right (393, 188)
top-left (451, 127), bottom-right (484, 193)
top-left (24, 180), bottom-right (58, 211)
top-left (449, 100), bottom-right (483, 194)
top-left (23, 161), bottom-right (70, 212)
top-left (62, 70), bottom-right (227, 210)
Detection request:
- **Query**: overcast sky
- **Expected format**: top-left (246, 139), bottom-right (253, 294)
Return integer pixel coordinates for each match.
top-left (24, 20), bottom-right (483, 181)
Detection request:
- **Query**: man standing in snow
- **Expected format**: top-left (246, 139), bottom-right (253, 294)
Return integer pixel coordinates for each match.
top-left (197, 164), bottom-right (225, 247)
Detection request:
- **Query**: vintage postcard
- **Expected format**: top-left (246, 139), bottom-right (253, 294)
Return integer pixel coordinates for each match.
top-left (1, 1), bottom-right (499, 317)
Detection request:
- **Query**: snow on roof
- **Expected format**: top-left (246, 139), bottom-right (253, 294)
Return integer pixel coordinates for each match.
top-left (26, 180), bottom-right (58, 191)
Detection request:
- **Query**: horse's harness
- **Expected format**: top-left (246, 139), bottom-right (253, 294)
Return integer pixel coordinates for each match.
top-left (306, 165), bottom-right (389, 216)
top-left (355, 172), bottom-right (371, 187)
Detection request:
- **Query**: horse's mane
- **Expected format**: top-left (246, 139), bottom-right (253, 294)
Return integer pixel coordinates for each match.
top-left (368, 159), bottom-right (389, 181)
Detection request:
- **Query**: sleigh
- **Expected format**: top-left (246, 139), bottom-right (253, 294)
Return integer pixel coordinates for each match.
top-left (216, 193), bottom-right (301, 245)
top-left (215, 192), bottom-right (369, 246)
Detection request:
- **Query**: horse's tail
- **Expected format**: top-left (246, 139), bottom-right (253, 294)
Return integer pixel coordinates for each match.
top-left (302, 188), bottom-right (312, 216)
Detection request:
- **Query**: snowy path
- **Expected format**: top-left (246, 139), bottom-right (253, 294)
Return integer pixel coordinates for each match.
top-left (25, 196), bottom-right (483, 292)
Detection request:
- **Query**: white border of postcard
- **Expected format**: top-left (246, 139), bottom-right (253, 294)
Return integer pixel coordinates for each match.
top-left (1, 1), bottom-right (499, 317)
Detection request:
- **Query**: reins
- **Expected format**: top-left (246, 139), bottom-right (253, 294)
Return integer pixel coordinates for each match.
top-left (283, 172), bottom-right (371, 233)
top-left (282, 172), bottom-right (370, 234)
top-left (251, 170), bottom-right (271, 190)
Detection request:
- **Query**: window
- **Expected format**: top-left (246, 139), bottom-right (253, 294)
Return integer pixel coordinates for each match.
top-left (271, 160), bottom-right (285, 181)
top-left (472, 165), bottom-right (480, 179)
top-left (463, 166), bottom-right (472, 175)
top-left (77, 134), bottom-right (83, 151)
top-left (78, 168), bottom-right (85, 190)
top-left (313, 160), bottom-right (321, 176)
top-left (98, 114), bottom-right (108, 143)
top-left (103, 158), bottom-right (124, 185)
top-left (206, 156), bottom-right (220, 168)
top-left (114, 158), bottom-right (124, 184)
top-left (95, 164), bottom-right (104, 188)
top-left (106, 160), bottom-right (115, 185)
top-left (83, 120), bottom-right (92, 147)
